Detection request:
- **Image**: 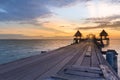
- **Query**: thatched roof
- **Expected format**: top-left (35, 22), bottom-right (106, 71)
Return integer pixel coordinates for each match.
top-left (100, 30), bottom-right (108, 36)
top-left (74, 30), bottom-right (82, 37)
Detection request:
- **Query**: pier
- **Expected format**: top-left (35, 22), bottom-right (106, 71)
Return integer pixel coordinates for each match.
top-left (0, 30), bottom-right (119, 80)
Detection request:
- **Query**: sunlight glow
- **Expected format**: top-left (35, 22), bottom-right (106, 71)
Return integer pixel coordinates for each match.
top-left (87, 1), bottom-right (120, 17)
top-left (0, 0), bottom-right (120, 39)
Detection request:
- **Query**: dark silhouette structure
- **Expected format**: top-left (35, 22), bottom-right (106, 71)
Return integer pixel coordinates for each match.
top-left (74, 30), bottom-right (82, 38)
top-left (99, 30), bottom-right (109, 46)
top-left (73, 29), bottom-right (110, 46)
top-left (73, 30), bottom-right (82, 43)
top-left (100, 29), bottom-right (108, 39)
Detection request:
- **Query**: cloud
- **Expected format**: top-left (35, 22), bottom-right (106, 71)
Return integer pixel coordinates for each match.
top-left (0, 0), bottom-right (119, 22)
top-left (0, 0), bottom-right (50, 21)
top-left (109, 0), bottom-right (120, 3)
top-left (0, 8), bottom-right (7, 13)
top-left (0, 0), bottom-right (120, 33)
top-left (72, 14), bottom-right (120, 30)
top-left (86, 15), bottom-right (120, 22)
top-left (86, 15), bottom-right (120, 23)
top-left (20, 20), bottom-right (68, 34)
top-left (76, 21), bottom-right (120, 30)
top-left (0, 0), bottom-right (90, 22)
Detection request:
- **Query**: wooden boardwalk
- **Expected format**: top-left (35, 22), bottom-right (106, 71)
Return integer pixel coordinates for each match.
top-left (0, 40), bottom-right (119, 80)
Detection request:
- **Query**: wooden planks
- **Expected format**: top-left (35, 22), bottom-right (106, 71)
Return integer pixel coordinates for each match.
top-left (35, 45), bottom-right (84, 80)
top-left (81, 45), bottom-right (92, 67)
top-left (85, 46), bottom-right (91, 57)
top-left (71, 66), bottom-right (102, 74)
top-left (91, 43), bottom-right (99, 67)
top-left (73, 45), bottom-right (88, 66)
top-left (100, 65), bottom-right (119, 80)
top-left (64, 69), bottom-right (101, 78)
top-left (80, 56), bottom-right (91, 67)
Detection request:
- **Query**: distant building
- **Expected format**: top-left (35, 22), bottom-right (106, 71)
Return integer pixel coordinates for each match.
top-left (73, 30), bottom-right (82, 44)
top-left (74, 30), bottom-right (82, 38)
top-left (100, 30), bottom-right (108, 39)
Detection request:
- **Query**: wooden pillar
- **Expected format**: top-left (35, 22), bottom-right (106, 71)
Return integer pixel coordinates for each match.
top-left (79, 37), bottom-right (81, 43)
top-left (74, 38), bottom-right (79, 44)
top-left (106, 50), bottom-right (118, 73)
top-left (100, 36), bottom-right (104, 46)
top-left (106, 39), bottom-right (109, 45)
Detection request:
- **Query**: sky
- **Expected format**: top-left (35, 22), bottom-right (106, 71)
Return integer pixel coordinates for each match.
top-left (0, 0), bottom-right (120, 39)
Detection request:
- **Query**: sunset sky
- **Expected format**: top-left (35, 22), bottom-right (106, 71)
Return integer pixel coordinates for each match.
top-left (0, 0), bottom-right (120, 39)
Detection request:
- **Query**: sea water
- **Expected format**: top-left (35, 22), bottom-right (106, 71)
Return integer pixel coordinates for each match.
top-left (0, 39), bottom-right (72, 64)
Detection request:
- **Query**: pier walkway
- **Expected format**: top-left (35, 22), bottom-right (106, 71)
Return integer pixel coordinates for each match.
top-left (0, 40), bottom-right (119, 80)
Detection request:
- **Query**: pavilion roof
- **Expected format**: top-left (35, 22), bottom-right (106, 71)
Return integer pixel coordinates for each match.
top-left (74, 30), bottom-right (82, 37)
top-left (100, 30), bottom-right (108, 36)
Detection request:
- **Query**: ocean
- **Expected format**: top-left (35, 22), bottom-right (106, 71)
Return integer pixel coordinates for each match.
top-left (0, 39), bottom-right (73, 64)
top-left (0, 39), bottom-right (120, 74)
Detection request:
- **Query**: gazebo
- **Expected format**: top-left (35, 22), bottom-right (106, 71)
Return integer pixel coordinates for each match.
top-left (100, 30), bottom-right (108, 39)
top-left (74, 30), bottom-right (82, 39)
top-left (73, 30), bottom-right (82, 44)
top-left (99, 29), bottom-right (109, 45)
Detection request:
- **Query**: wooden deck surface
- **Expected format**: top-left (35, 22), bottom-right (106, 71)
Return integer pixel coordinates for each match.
top-left (0, 40), bottom-right (119, 80)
